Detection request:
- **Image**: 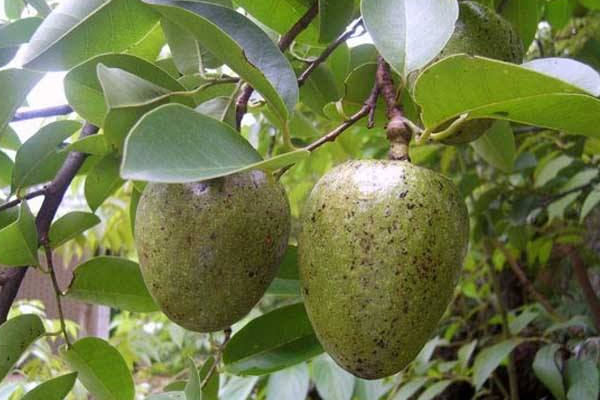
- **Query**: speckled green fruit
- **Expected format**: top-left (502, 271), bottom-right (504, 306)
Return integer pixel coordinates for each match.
top-left (299, 161), bottom-right (469, 379)
top-left (437, 1), bottom-right (524, 144)
top-left (135, 170), bottom-right (290, 332)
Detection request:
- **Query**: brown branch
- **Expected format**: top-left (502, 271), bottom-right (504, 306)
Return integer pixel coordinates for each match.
top-left (305, 83), bottom-right (379, 152)
top-left (235, 2), bottom-right (319, 130)
top-left (0, 188), bottom-right (46, 213)
top-left (12, 105), bottom-right (74, 122)
top-left (375, 56), bottom-right (411, 161)
top-left (570, 250), bottom-right (600, 333)
top-left (298, 18), bottom-right (363, 87)
top-left (0, 123), bottom-right (99, 324)
top-left (495, 242), bottom-right (560, 318)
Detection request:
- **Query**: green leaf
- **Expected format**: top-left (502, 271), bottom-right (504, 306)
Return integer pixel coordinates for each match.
top-left (566, 358), bottom-right (599, 400)
top-left (121, 104), bottom-right (309, 183)
top-left (126, 21), bottom-right (166, 62)
top-left (0, 69), bottom-right (43, 133)
top-left (21, 372), bottom-right (78, 400)
top-left (266, 363), bottom-right (309, 400)
top-left (414, 55), bottom-right (600, 138)
top-left (5, 0), bottom-right (25, 19)
top-left (457, 340), bottom-right (478, 372)
top-left (161, 18), bottom-right (219, 75)
top-left (501, 0), bottom-right (540, 47)
top-left (144, 0), bottom-right (298, 123)
top-left (361, 0), bottom-right (459, 76)
top-left (22, 0), bottom-right (159, 71)
top-left (223, 303), bottom-right (323, 376)
top-left (0, 314), bottom-right (45, 381)
top-left (63, 337), bottom-right (134, 400)
top-left (63, 135), bottom-right (110, 156)
top-left (25, 0), bottom-right (51, 16)
top-left (416, 380), bottom-right (452, 400)
top-left (84, 155), bottom-right (125, 211)
top-left (560, 169), bottom-right (599, 193)
top-left (65, 53), bottom-right (185, 126)
top-left (0, 202), bottom-right (38, 266)
top-left (319, 0), bottom-right (355, 43)
top-left (580, 0), bottom-right (600, 9)
top-left (0, 17), bottom-right (43, 67)
top-left (66, 256), bottom-right (158, 312)
top-left (523, 58), bottom-right (600, 96)
top-left (471, 120), bottom-right (516, 173)
top-left (0, 151), bottom-right (14, 188)
top-left (300, 64), bottom-right (340, 116)
top-left (535, 154), bottom-right (573, 188)
top-left (184, 359), bottom-right (201, 400)
top-left (266, 246), bottom-right (300, 296)
top-left (0, 126), bottom-right (23, 151)
top-left (545, 0), bottom-right (573, 29)
top-left (392, 378), bottom-right (428, 400)
top-left (12, 120), bottom-right (82, 193)
top-left (199, 357), bottom-right (219, 400)
top-left (581, 185), bottom-right (600, 221)
top-left (219, 376), bottom-right (258, 400)
top-left (235, 0), bottom-right (320, 45)
top-left (312, 355), bottom-right (355, 400)
top-left (533, 344), bottom-right (566, 400)
top-left (508, 309), bottom-right (539, 334)
top-left (98, 65), bottom-right (195, 151)
top-left (473, 338), bottom-right (522, 390)
top-left (48, 212), bottom-right (101, 248)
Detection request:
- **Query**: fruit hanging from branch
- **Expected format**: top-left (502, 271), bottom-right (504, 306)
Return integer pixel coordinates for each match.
top-left (298, 160), bottom-right (469, 379)
top-left (135, 170), bottom-right (291, 332)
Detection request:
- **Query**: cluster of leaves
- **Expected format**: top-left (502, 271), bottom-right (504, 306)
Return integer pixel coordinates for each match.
top-left (1, 0), bottom-right (600, 399)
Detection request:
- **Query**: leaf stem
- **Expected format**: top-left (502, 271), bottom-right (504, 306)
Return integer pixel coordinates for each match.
top-left (42, 239), bottom-right (71, 347)
top-left (0, 188), bottom-right (47, 213)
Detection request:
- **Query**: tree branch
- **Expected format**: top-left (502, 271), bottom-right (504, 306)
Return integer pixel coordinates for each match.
top-left (235, 2), bottom-right (319, 130)
top-left (305, 83), bottom-right (379, 152)
top-left (0, 123), bottom-right (99, 324)
top-left (0, 188), bottom-right (46, 213)
top-left (375, 57), bottom-right (411, 161)
top-left (569, 249), bottom-right (600, 333)
top-left (298, 18), bottom-right (363, 87)
top-left (495, 242), bottom-right (560, 318)
top-left (11, 105), bottom-right (74, 122)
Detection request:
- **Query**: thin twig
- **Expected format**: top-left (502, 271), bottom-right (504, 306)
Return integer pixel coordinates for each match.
top-left (0, 123), bottom-right (99, 324)
top-left (12, 105), bottom-right (74, 122)
top-left (201, 328), bottom-right (232, 389)
top-left (298, 18), bottom-right (363, 87)
top-left (235, 3), bottom-right (319, 130)
top-left (495, 242), bottom-right (561, 318)
top-left (0, 188), bottom-right (46, 213)
top-left (569, 249), bottom-right (600, 333)
top-left (485, 243), bottom-right (520, 400)
top-left (375, 57), bottom-right (411, 161)
top-left (305, 83), bottom-right (379, 152)
top-left (42, 240), bottom-right (71, 347)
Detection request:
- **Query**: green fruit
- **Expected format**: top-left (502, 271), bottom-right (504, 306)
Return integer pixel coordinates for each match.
top-left (135, 171), bottom-right (290, 332)
top-left (437, 1), bottom-right (524, 144)
top-left (298, 160), bottom-right (469, 379)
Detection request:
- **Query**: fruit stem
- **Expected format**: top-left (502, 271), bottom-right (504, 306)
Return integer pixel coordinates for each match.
top-left (376, 57), bottom-right (411, 161)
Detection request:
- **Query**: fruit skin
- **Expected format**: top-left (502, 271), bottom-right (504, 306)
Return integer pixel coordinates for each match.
top-left (298, 160), bottom-right (469, 379)
top-left (437, 1), bottom-right (525, 144)
top-left (135, 170), bottom-right (290, 332)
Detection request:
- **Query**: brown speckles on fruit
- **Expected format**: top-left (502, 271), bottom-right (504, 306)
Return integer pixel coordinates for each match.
top-left (298, 160), bottom-right (469, 379)
top-left (135, 170), bottom-right (290, 332)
